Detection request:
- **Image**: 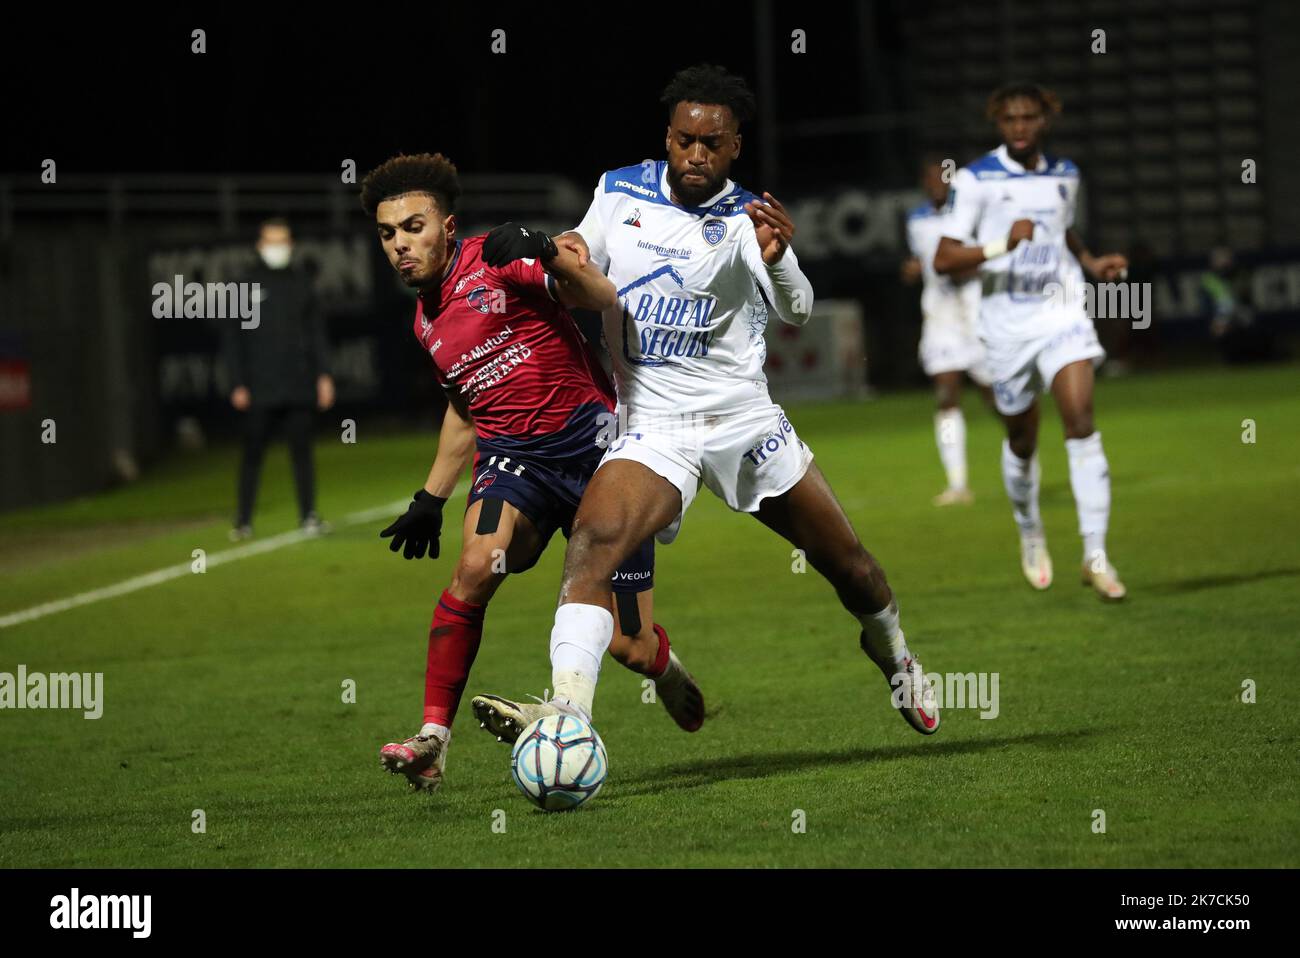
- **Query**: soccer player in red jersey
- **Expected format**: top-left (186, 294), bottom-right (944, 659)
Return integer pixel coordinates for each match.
top-left (362, 154), bottom-right (703, 792)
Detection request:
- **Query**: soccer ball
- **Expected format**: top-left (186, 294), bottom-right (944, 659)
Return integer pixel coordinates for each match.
top-left (510, 713), bottom-right (608, 811)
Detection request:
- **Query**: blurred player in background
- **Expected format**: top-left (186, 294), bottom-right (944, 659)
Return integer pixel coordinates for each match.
top-left (361, 154), bottom-right (703, 792)
top-left (901, 154), bottom-right (993, 505)
top-left (223, 217), bottom-right (334, 540)
top-left (473, 64), bottom-right (939, 744)
top-left (934, 83), bottom-right (1129, 601)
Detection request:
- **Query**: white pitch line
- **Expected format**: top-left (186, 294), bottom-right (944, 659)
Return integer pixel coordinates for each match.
top-left (0, 490), bottom-right (460, 631)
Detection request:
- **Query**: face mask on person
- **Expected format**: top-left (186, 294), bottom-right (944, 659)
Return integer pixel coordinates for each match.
top-left (259, 242), bottom-right (292, 269)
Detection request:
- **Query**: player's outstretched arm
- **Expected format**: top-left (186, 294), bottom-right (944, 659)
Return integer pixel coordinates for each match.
top-left (544, 237), bottom-right (618, 311)
top-left (424, 394), bottom-right (476, 498)
top-left (1066, 228), bottom-right (1128, 281)
top-left (482, 222), bottom-right (616, 311)
top-left (933, 219), bottom-right (1034, 275)
top-left (380, 394), bottom-right (476, 560)
top-left (554, 231), bottom-right (590, 267)
top-left (933, 236), bottom-right (986, 274)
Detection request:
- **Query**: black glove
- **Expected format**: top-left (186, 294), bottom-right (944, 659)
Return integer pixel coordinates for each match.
top-left (482, 222), bottom-right (557, 267)
top-left (380, 490), bottom-right (447, 559)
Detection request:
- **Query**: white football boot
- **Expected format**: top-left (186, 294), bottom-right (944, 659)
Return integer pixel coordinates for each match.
top-left (1082, 551), bottom-right (1127, 602)
top-left (1020, 532), bottom-right (1054, 590)
top-left (379, 728), bottom-right (449, 792)
top-left (932, 487), bottom-right (975, 507)
top-left (860, 637), bottom-right (940, 735)
top-left (471, 693), bottom-right (581, 746)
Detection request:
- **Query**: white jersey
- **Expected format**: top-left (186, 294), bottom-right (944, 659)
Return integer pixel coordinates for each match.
top-left (905, 201), bottom-right (980, 326)
top-left (943, 144), bottom-right (1087, 343)
top-left (574, 160), bottom-right (814, 414)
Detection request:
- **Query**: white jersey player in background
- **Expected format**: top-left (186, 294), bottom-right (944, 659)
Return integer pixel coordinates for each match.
top-left (902, 154), bottom-right (994, 505)
top-left (934, 83), bottom-right (1128, 601)
top-left (472, 64), bottom-right (940, 743)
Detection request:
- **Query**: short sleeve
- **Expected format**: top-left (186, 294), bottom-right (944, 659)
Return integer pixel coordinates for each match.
top-left (574, 177), bottom-right (611, 275)
top-left (942, 167), bottom-right (983, 243)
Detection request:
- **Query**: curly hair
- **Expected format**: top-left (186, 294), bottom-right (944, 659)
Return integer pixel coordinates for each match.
top-left (660, 64), bottom-right (757, 127)
top-left (985, 82), bottom-right (1063, 122)
top-left (360, 153), bottom-right (461, 216)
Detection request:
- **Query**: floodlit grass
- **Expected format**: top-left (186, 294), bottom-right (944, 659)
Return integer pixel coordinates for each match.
top-left (1, 364), bottom-right (1297, 867)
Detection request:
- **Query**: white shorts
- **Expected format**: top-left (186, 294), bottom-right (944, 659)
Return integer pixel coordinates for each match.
top-left (985, 320), bottom-right (1106, 416)
top-left (598, 402), bottom-right (815, 544)
top-left (919, 313), bottom-right (993, 385)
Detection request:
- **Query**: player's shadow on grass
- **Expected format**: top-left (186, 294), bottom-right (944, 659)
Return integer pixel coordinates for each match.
top-left (617, 728), bottom-right (1097, 797)
top-left (1145, 566), bottom-right (1300, 596)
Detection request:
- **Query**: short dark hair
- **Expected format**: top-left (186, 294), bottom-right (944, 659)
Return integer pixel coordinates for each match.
top-left (985, 82), bottom-right (1063, 122)
top-left (259, 216), bottom-right (290, 235)
top-left (360, 153), bottom-right (461, 217)
top-left (660, 64), bottom-right (757, 128)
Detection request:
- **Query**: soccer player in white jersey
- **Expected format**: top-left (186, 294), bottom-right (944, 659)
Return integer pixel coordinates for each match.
top-left (902, 154), bottom-right (993, 506)
top-left (934, 83), bottom-right (1128, 601)
top-left (470, 64), bottom-right (939, 743)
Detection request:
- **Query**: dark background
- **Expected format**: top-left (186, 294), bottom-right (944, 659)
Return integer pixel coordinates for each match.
top-left (3, 6), bottom-right (910, 185)
top-left (2, 0), bottom-right (1298, 510)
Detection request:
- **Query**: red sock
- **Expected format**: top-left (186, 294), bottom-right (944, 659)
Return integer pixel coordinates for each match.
top-left (423, 590), bottom-right (486, 729)
top-left (649, 623), bottom-right (671, 679)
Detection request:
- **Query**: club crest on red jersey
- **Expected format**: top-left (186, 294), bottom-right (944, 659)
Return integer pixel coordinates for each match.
top-left (466, 285), bottom-right (493, 314)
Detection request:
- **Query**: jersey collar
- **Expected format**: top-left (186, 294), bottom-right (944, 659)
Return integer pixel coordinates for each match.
top-left (996, 143), bottom-right (1047, 175)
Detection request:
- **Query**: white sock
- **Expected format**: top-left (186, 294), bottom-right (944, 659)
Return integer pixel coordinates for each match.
top-left (551, 671), bottom-right (596, 722)
top-left (419, 723), bottom-right (450, 742)
top-left (1001, 440), bottom-right (1042, 536)
top-left (1065, 432), bottom-right (1111, 565)
top-left (549, 603), bottom-right (613, 720)
top-left (857, 599), bottom-right (909, 668)
top-left (934, 408), bottom-right (968, 490)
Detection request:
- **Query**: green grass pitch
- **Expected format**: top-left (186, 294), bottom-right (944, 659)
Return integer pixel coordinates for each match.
top-left (1, 364), bottom-right (1297, 867)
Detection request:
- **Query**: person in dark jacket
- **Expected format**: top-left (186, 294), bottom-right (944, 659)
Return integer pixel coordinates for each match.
top-left (222, 218), bottom-right (335, 540)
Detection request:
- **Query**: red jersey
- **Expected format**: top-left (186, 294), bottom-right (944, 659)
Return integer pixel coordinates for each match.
top-left (413, 236), bottom-right (615, 452)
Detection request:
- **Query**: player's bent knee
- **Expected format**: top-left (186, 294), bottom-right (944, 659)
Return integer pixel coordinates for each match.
top-left (449, 551), bottom-right (501, 604)
top-left (564, 516), bottom-right (629, 579)
top-left (1063, 415), bottom-right (1095, 440)
top-left (1006, 424), bottom-right (1037, 459)
top-left (935, 383), bottom-right (960, 409)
